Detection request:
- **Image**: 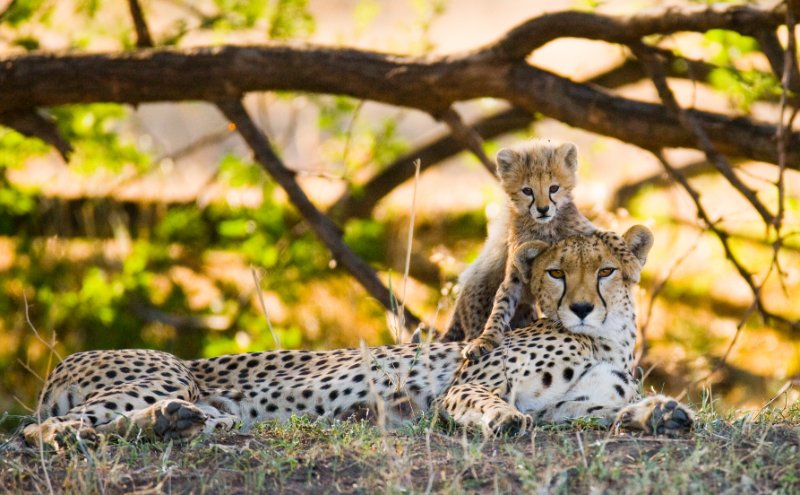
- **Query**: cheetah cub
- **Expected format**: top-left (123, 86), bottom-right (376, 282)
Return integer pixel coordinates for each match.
top-left (440, 140), bottom-right (596, 360)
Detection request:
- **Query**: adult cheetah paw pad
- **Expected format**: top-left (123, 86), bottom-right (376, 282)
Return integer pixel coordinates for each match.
top-left (151, 400), bottom-right (207, 441)
top-left (463, 336), bottom-right (499, 362)
top-left (616, 395), bottom-right (694, 436)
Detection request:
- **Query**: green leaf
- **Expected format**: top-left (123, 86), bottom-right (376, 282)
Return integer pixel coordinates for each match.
top-left (1, 0), bottom-right (49, 26)
top-left (268, 0), bottom-right (315, 39)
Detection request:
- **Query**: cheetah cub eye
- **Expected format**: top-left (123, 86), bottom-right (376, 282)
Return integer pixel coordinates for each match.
top-left (521, 187), bottom-right (534, 197)
top-left (549, 185), bottom-right (559, 194)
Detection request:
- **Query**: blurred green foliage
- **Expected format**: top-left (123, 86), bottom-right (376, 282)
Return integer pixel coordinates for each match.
top-left (703, 29), bottom-right (782, 111)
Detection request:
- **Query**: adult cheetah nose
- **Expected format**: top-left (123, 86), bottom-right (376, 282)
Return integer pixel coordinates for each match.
top-left (569, 302), bottom-right (594, 320)
top-left (536, 206), bottom-right (549, 215)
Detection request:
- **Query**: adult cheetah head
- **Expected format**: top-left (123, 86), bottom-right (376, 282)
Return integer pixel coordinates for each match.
top-left (496, 139), bottom-right (579, 224)
top-left (512, 226), bottom-right (654, 337)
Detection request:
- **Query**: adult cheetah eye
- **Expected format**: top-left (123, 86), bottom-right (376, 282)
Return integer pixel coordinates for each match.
top-left (598, 267), bottom-right (616, 278)
top-left (549, 185), bottom-right (559, 194)
top-left (547, 269), bottom-right (564, 279)
top-left (521, 187), bottom-right (534, 197)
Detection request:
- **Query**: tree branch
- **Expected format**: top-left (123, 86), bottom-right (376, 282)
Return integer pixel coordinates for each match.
top-left (127, 0), bottom-right (154, 48)
top-left (1, 46), bottom-right (798, 166)
top-left (329, 107), bottom-right (534, 221)
top-left (651, 150), bottom-right (797, 332)
top-left (216, 99), bottom-right (422, 329)
top-left (0, 109), bottom-right (72, 160)
top-left (329, 50), bottom-right (782, 222)
top-left (476, 3), bottom-right (794, 61)
top-left (121, 0), bottom-right (424, 330)
top-left (437, 107), bottom-right (496, 174)
top-left (632, 42), bottom-right (775, 226)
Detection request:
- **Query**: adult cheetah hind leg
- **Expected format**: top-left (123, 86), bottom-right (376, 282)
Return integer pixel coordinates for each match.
top-left (615, 395), bottom-right (694, 436)
top-left (440, 383), bottom-right (533, 437)
top-left (23, 399), bottom-right (208, 450)
top-left (111, 399), bottom-right (207, 441)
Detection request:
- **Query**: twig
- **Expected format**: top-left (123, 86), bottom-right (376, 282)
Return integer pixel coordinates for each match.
top-left (773, 3), bottom-right (798, 250)
top-left (635, 231), bottom-right (702, 367)
top-left (632, 42), bottom-right (775, 226)
top-left (217, 99), bottom-right (422, 329)
top-left (128, 0), bottom-right (154, 48)
top-left (154, 127), bottom-right (236, 163)
top-left (651, 150), bottom-right (797, 331)
top-left (438, 108), bottom-right (496, 174)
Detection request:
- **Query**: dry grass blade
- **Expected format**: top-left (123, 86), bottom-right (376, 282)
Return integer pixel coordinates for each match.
top-left (22, 293), bottom-right (55, 495)
top-left (395, 159), bottom-right (422, 342)
top-left (250, 267), bottom-right (281, 350)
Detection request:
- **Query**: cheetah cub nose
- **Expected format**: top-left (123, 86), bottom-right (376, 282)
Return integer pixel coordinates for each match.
top-left (536, 206), bottom-right (549, 215)
top-left (569, 302), bottom-right (594, 320)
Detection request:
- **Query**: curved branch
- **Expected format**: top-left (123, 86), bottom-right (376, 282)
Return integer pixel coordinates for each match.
top-left (329, 107), bottom-right (534, 221)
top-left (329, 50), bottom-right (791, 221)
top-left (216, 99), bottom-right (422, 330)
top-left (1, 44), bottom-right (798, 166)
top-left (477, 3), bottom-right (793, 61)
top-left (0, 110), bottom-right (72, 160)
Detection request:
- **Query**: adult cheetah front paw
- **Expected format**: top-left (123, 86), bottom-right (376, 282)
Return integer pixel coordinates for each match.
top-left (151, 400), bottom-right (207, 441)
top-left (463, 335), bottom-right (500, 361)
top-left (485, 410), bottom-right (533, 437)
top-left (616, 395), bottom-right (694, 436)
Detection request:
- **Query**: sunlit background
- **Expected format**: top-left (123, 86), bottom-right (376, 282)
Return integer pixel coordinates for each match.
top-left (0, 0), bottom-right (798, 422)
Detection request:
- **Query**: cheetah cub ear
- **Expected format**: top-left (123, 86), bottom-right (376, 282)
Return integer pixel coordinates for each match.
top-left (495, 148), bottom-right (519, 179)
top-left (512, 240), bottom-right (551, 283)
top-left (555, 142), bottom-right (578, 172)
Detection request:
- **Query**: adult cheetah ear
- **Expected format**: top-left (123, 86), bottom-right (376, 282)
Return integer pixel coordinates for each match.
top-left (597, 225), bottom-right (653, 283)
top-left (556, 142), bottom-right (578, 172)
top-left (495, 148), bottom-right (519, 179)
top-left (623, 225), bottom-right (654, 267)
top-left (513, 240), bottom-right (550, 284)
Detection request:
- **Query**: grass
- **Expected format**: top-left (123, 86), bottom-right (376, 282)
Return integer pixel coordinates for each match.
top-left (1, 404), bottom-right (799, 494)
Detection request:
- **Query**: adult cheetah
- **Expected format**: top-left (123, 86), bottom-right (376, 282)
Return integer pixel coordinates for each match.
top-left (23, 226), bottom-right (692, 449)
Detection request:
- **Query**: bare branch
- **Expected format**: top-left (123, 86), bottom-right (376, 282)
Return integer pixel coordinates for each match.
top-left (632, 42), bottom-right (775, 226)
top-left (329, 107), bottom-right (534, 221)
top-left (0, 110), bottom-right (72, 160)
top-left (128, 0), bottom-right (154, 48)
top-left (216, 99), bottom-right (422, 329)
top-left (331, 52), bottom-right (771, 222)
top-left (478, 3), bottom-right (793, 61)
top-left (651, 150), bottom-right (798, 332)
top-left (437, 107), bottom-right (496, 174)
top-left (1, 46), bottom-right (798, 165)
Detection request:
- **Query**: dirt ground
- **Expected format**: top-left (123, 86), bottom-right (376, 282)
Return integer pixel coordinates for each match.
top-left (2, 410), bottom-right (799, 494)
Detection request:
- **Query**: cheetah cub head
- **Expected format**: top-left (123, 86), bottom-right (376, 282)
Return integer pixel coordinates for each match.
top-left (512, 226), bottom-right (654, 337)
top-left (496, 139), bottom-right (579, 224)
